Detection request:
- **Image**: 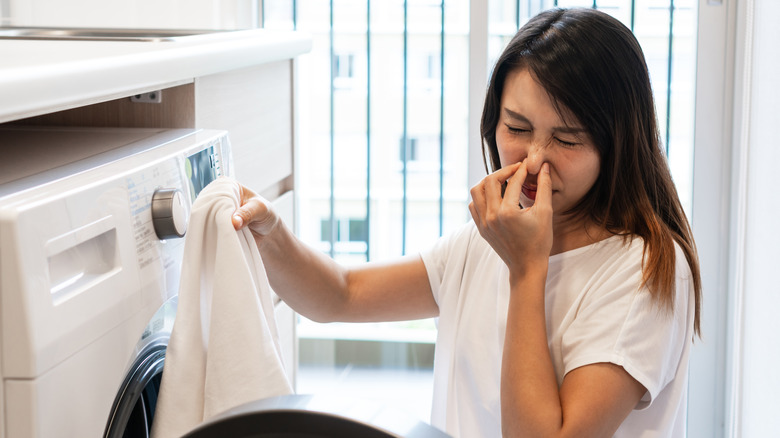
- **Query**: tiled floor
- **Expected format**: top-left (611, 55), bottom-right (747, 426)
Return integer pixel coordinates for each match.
top-left (296, 365), bottom-right (435, 424)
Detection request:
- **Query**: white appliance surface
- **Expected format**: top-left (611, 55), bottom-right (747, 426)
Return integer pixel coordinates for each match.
top-left (4, 0), bottom-right (257, 29)
top-left (0, 127), bottom-right (232, 437)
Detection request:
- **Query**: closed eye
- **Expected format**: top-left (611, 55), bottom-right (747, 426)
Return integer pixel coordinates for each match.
top-left (505, 124), bottom-right (530, 134)
top-left (555, 137), bottom-right (579, 147)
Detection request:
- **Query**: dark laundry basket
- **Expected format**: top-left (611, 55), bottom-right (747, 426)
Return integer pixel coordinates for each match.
top-left (182, 394), bottom-right (452, 438)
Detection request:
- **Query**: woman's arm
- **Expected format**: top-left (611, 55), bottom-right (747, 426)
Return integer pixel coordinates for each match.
top-left (232, 183), bottom-right (438, 323)
top-left (470, 162), bottom-right (645, 437)
top-left (502, 269), bottom-right (646, 437)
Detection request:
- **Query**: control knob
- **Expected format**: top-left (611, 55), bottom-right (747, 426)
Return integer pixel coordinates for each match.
top-left (151, 188), bottom-right (188, 239)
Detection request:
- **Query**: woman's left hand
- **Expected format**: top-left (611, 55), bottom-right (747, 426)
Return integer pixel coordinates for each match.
top-left (469, 161), bottom-right (554, 275)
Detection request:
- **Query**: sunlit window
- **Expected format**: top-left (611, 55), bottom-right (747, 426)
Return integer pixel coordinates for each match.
top-left (263, 0), bottom-right (696, 424)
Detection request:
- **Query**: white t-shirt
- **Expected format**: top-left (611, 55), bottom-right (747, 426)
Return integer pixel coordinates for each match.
top-left (420, 221), bottom-right (694, 438)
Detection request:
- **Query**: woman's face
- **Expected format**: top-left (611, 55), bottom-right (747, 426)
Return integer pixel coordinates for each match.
top-left (496, 68), bottom-right (601, 215)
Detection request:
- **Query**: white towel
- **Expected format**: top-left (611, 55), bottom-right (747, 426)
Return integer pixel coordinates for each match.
top-left (151, 178), bottom-right (293, 438)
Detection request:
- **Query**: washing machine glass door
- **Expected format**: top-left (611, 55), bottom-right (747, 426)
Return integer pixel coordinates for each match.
top-left (103, 339), bottom-right (166, 438)
top-left (104, 297), bottom-right (176, 438)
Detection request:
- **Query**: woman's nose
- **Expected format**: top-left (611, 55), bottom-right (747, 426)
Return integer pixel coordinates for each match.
top-left (524, 141), bottom-right (547, 174)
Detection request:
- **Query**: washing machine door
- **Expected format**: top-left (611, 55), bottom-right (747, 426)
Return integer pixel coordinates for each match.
top-left (103, 337), bottom-right (167, 438)
top-left (104, 297), bottom-right (176, 438)
top-left (182, 394), bottom-right (451, 438)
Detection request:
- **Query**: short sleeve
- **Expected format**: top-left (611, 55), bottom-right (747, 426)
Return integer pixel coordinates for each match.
top-left (419, 221), bottom-right (476, 306)
top-left (560, 244), bottom-right (693, 409)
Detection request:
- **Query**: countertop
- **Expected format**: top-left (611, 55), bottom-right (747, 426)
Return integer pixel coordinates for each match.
top-left (0, 29), bottom-right (311, 123)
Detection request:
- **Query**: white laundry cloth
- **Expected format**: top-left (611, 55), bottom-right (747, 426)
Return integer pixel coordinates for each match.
top-left (151, 178), bottom-right (293, 438)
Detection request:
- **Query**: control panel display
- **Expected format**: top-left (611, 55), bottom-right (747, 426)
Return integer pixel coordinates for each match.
top-left (186, 144), bottom-right (221, 200)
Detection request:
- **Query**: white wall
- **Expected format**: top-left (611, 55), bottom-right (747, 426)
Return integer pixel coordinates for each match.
top-left (4, 0), bottom-right (257, 29)
top-left (734, 0), bottom-right (780, 434)
top-left (689, 0), bottom-right (736, 434)
top-left (692, 0), bottom-right (780, 436)
top-left (0, 0), bottom-right (8, 25)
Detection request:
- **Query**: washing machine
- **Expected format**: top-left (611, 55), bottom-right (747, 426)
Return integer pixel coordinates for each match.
top-left (0, 126), bottom-right (452, 438)
top-left (0, 126), bottom-right (232, 437)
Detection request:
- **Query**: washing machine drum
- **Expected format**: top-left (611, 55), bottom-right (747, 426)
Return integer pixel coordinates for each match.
top-left (182, 394), bottom-right (451, 438)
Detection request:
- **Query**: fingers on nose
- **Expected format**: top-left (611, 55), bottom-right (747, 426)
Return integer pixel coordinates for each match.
top-left (524, 138), bottom-right (555, 174)
top-left (534, 162), bottom-right (554, 209)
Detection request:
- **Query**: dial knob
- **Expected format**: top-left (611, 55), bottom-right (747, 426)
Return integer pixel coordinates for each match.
top-left (151, 188), bottom-right (188, 239)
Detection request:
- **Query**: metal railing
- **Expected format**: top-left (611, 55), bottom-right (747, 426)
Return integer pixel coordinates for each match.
top-left (263, 0), bottom-right (691, 260)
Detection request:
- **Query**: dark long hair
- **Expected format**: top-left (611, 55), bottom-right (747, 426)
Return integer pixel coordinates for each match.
top-left (481, 8), bottom-right (701, 336)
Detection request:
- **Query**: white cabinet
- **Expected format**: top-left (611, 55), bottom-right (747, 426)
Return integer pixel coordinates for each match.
top-left (0, 32), bottom-right (309, 389)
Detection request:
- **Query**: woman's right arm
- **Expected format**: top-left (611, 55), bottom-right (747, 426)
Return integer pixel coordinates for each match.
top-left (232, 184), bottom-right (438, 323)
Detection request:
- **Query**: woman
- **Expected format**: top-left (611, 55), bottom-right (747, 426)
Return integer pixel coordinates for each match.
top-left (232, 7), bottom-right (701, 437)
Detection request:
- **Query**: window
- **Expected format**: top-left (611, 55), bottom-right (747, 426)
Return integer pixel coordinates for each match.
top-left (333, 53), bottom-right (355, 79)
top-left (320, 218), bottom-right (368, 253)
top-left (263, 0), bottom-right (697, 425)
top-left (399, 137), bottom-right (418, 161)
top-left (333, 53), bottom-right (357, 89)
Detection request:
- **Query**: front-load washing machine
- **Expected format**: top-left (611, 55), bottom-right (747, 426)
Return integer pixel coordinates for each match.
top-left (0, 126), bottom-right (232, 437)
